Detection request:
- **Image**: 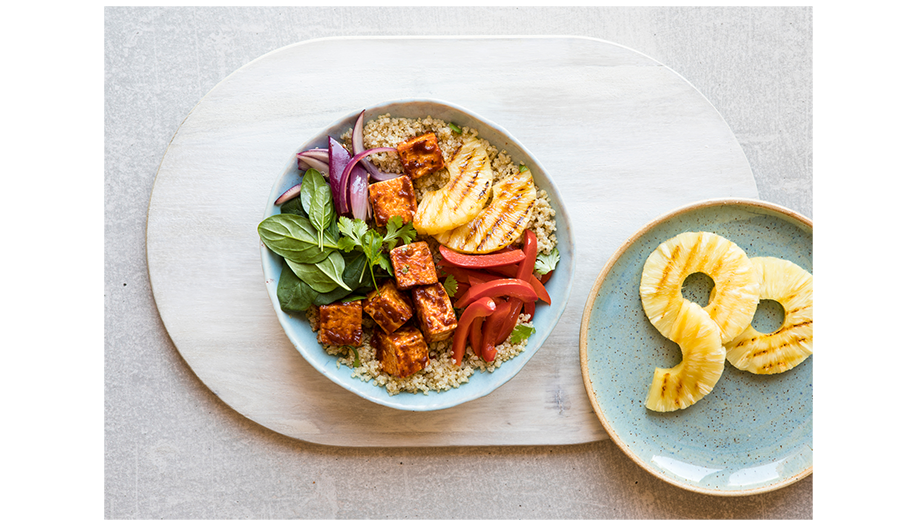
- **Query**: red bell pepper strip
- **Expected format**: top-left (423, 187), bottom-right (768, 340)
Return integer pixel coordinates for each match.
top-left (439, 245), bottom-right (526, 268)
top-left (481, 299), bottom-right (515, 362)
top-left (528, 274), bottom-right (551, 305)
top-left (516, 230), bottom-right (538, 279)
top-left (452, 297), bottom-right (497, 365)
top-left (494, 230), bottom-right (540, 344)
top-left (523, 301), bottom-right (536, 317)
top-left (538, 270), bottom-right (553, 284)
top-left (470, 317), bottom-right (484, 357)
top-left (496, 300), bottom-right (523, 344)
top-left (453, 278), bottom-right (538, 309)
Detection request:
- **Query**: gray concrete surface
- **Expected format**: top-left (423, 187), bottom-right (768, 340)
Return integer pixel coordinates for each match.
top-left (105, 7), bottom-right (812, 519)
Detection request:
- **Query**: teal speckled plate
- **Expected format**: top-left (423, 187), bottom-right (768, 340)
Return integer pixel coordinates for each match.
top-left (580, 199), bottom-right (812, 496)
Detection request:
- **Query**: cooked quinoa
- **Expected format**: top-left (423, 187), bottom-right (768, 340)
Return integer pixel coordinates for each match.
top-left (313, 114), bottom-right (557, 395)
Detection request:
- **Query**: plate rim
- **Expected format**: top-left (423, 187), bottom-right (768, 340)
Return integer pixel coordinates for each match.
top-left (261, 97), bottom-right (576, 412)
top-left (579, 197), bottom-right (812, 496)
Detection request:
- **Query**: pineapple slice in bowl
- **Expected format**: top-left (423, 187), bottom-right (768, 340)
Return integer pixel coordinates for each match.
top-left (414, 137), bottom-right (494, 236)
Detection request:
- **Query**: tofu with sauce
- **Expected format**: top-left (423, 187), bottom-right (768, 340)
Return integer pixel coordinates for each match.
top-left (317, 300), bottom-right (363, 346)
top-left (362, 280), bottom-right (413, 334)
top-left (373, 326), bottom-right (429, 378)
top-left (389, 241), bottom-right (438, 290)
top-left (368, 175), bottom-right (417, 228)
top-left (395, 132), bottom-right (445, 180)
top-left (411, 282), bottom-right (458, 342)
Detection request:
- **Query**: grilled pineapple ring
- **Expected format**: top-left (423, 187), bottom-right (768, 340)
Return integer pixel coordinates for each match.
top-left (640, 232), bottom-right (760, 344)
top-left (724, 257), bottom-right (813, 374)
top-left (645, 301), bottom-right (726, 412)
top-left (434, 167), bottom-right (537, 254)
top-left (414, 137), bottom-right (493, 236)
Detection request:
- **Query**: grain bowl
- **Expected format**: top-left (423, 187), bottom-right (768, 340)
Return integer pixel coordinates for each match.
top-left (260, 99), bottom-right (574, 411)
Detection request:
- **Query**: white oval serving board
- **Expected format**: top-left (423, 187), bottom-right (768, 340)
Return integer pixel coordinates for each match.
top-left (146, 36), bottom-right (757, 447)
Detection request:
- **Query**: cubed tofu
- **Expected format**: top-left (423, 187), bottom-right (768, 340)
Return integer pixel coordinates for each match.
top-left (395, 132), bottom-right (445, 180)
top-left (368, 175), bottom-right (417, 228)
top-left (389, 241), bottom-right (438, 290)
top-left (317, 300), bottom-right (363, 346)
top-left (372, 326), bottom-right (429, 378)
top-left (411, 282), bottom-right (459, 342)
top-left (363, 280), bottom-right (413, 334)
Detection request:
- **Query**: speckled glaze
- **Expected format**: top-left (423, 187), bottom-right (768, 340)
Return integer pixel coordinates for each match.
top-left (262, 99), bottom-right (574, 411)
top-left (580, 199), bottom-right (812, 496)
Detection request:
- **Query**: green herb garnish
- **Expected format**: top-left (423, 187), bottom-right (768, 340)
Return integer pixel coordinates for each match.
top-left (442, 274), bottom-right (458, 297)
top-left (509, 325), bottom-right (535, 344)
top-left (448, 122), bottom-right (462, 134)
top-left (534, 247), bottom-right (560, 276)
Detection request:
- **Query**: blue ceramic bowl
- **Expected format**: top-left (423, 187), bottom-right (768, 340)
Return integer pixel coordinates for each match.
top-left (261, 99), bottom-right (574, 411)
top-left (580, 199), bottom-right (812, 495)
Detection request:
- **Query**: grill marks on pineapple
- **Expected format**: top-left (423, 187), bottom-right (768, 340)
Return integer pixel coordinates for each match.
top-left (724, 256), bottom-right (813, 375)
top-left (435, 168), bottom-right (537, 254)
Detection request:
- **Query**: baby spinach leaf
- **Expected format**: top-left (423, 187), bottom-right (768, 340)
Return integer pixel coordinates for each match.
top-left (258, 214), bottom-right (337, 263)
top-left (276, 262), bottom-right (317, 311)
top-left (279, 196), bottom-right (306, 217)
top-left (303, 169), bottom-right (334, 249)
top-left (286, 257), bottom-right (339, 293)
top-left (314, 251), bottom-right (351, 291)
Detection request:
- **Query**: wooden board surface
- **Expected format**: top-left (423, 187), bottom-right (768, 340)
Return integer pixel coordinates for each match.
top-left (146, 36), bottom-right (758, 447)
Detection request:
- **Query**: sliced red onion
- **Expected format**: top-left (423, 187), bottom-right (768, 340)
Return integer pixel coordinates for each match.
top-left (298, 149), bottom-right (329, 162)
top-left (297, 154), bottom-right (330, 175)
top-left (352, 109), bottom-right (403, 182)
top-left (274, 184), bottom-right (301, 206)
top-left (348, 164), bottom-right (370, 222)
top-left (328, 136), bottom-right (352, 215)
top-left (340, 147), bottom-right (397, 190)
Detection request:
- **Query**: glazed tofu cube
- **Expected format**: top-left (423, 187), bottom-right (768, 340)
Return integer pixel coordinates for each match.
top-left (368, 175), bottom-right (418, 228)
top-left (317, 300), bottom-right (363, 346)
top-left (389, 241), bottom-right (438, 290)
top-left (363, 280), bottom-right (413, 334)
top-left (373, 326), bottom-right (429, 378)
top-left (411, 282), bottom-right (458, 342)
top-left (396, 132), bottom-right (445, 180)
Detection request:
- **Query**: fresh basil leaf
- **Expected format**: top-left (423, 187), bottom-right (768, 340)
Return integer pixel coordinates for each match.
top-left (314, 251), bottom-right (351, 291)
top-left (258, 214), bottom-right (336, 263)
top-left (276, 261), bottom-right (317, 311)
top-left (286, 258), bottom-right (339, 294)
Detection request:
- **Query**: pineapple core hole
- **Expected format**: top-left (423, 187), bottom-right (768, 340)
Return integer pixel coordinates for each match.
top-left (681, 272), bottom-right (714, 307)
top-left (750, 299), bottom-right (785, 334)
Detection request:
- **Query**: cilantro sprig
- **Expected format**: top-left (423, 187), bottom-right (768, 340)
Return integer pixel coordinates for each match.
top-left (337, 215), bottom-right (417, 289)
top-left (534, 247), bottom-right (560, 276)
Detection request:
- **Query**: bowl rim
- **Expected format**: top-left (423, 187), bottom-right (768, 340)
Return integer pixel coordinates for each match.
top-left (260, 97), bottom-right (576, 411)
top-left (579, 197), bottom-right (813, 496)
